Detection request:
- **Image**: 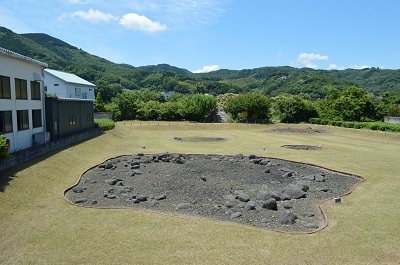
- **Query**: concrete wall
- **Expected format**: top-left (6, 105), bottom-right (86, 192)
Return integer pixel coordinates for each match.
top-left (94, 112), bottom-right (113, 119)
top-left (0, 53), bottom-right (45, 152)
top-left (384, 117), bottom-right (400, 124)
top-left (0, 128), bottom-right (102, 171)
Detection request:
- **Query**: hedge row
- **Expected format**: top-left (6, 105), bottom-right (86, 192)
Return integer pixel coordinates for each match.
top-left (94, 118), bottom-right (115, 131)
top-left (309, 118), bottom-right (400, 132)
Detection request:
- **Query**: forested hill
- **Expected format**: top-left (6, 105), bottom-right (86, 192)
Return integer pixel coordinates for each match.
top-left (1, 26), bottom-right (399, 100)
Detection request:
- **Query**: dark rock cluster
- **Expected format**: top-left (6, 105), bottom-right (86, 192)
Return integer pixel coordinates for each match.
top-left (64, 153), bottom-right (362, 233)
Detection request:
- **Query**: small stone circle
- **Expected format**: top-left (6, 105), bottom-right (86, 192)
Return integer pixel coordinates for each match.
top-left (174, 136), bottom-right (227, 142)
top-left (64, 153), bottom-right (362, 233)
top-left (281, 145), bottom-right (323, 150)
top-left (271, 127), bottom-right (327, 134)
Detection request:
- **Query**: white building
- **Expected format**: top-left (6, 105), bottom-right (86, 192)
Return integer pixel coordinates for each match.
top-left (44, 69), bottom-right (95, 100)
top-left (0, 47), bottom-right (48, 152)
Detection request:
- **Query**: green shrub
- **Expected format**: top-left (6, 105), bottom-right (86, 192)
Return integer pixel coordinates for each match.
top-left (0, 134), bottom-right (9, 159)
top-left (94, 118), bottom-right (115, 131)
top-left (343, 122), bottom-right (355, 128)
top-left (354, 122), bottom-right (364, 129)
top-left (309, 118), bottom-right (321, 124)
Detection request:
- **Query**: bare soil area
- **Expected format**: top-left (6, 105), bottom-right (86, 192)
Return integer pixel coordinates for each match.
top-left (64, 153), bottom-right (362, 233)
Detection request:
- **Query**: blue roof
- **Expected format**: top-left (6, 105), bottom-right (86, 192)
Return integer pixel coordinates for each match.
top-left (44, 69), bottom-right (95, 87)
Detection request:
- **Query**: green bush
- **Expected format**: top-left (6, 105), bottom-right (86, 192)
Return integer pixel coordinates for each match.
top-left (343, 122), bottom-right (355, 128)
top-left (0, 134), bottom-right (9, 159)
top-left (309, 118), bottom-right (321, 124)
top-left (94, 118), bottom-right (115, 131)
top-left (354, 122), bottom-right (364, 129)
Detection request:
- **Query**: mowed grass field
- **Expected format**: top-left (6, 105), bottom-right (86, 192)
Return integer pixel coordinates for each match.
top-left (0, 122), bottom-right (399, 265)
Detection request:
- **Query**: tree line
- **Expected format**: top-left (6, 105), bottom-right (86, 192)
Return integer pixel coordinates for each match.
top-left (95, 85), bottom-right (400, 124)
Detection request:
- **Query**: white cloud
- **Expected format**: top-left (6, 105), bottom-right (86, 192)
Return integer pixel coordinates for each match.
top-left (193, 65), bottom-right (220, 73)
top-left (126, 0), bottom-right (228, 29)
top-left (329, 64), bottom-right (371, 70)
top-left (119, 13), bottom-right (168, 32)
top-left (68, 9), bottom-right (118, 23)
top-left (296, 53), bottom-right (329, 69)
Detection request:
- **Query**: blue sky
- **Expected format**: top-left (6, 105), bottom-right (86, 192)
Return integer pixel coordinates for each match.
top-left (1, 0), bottom-right (400, 72)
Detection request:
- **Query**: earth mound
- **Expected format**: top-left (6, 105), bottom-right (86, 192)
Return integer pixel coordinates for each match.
top-left (64, 153), bottom-right (362, 233)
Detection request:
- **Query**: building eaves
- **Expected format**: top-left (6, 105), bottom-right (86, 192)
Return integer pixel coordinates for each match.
top-left (0, 47), bottom-right (48, 68)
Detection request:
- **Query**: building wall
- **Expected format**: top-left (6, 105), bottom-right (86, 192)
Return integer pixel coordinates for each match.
top-left (0, 53), bottom-right (45, 152)
top-left (45, 98), bottom-right (94, 140)
top-left (44, 73), bottom-right (95, 100)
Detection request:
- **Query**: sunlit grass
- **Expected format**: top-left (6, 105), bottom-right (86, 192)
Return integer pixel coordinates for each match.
top-left (1, 123), bottom-right (399, 264)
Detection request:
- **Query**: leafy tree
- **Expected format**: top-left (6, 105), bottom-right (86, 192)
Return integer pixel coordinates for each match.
top-left (0, 134), bottom-right (9, 159)
top-left (95, 92), bottom-right (106, 112)
top-left (274, 94), bottom-right (318, 123)
top-left (136, 101), bottom-right (161, 120)
top-left (317, 86), bottom-right (375, 121)
top-left (178, 94), bottom-right (217, 121)
top-left (105, 102), bottom-right (121, 121)
top-left (224, 93), bottom-right (271, 122)
top-left (158, 101), bottom-right (182, 120)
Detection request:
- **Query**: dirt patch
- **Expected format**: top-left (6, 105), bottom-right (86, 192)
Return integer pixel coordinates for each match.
top-left (64, 153), bottom-right (362, 233)
top-left (174, 136), bottom-right (227, 142)
top-left (282, 145), bottom-right (323, 150)
top-left (272, 127), bottom-right (327, 134)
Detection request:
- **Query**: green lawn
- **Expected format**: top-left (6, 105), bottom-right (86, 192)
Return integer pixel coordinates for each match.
top-left (1, 123), bottom-right (399, 264)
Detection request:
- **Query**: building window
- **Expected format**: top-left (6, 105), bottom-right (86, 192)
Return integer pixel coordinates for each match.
top-left (69, 116), bottom-right (76, 125)
top-left (82, 92), bottom-right (87, 99)
top-left (54, 84), bottom-right (59, 86)
top-left (87, 113), bottom-right (92, 121)
top-left (17, 110), bottom-right (29, 131)
top-left (31, 81), bottom-right (41, 100)
top-left (0, 111), bottom-right (13, 133)
top-left (15, 78), bottom-right (28, 99)
top-left (75, 87), bottom-right (81, 96)
top-left (0, 75), bottom-right (11, 99)
top-left (32, 109), bottom-right (42, 128)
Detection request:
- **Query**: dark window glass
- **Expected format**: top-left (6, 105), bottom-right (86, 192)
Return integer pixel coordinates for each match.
top-left (32, 109), bottom-right (42, 128)
top-left (0, 111), bottom-right (13, 133)
top-left (0, 75), bottom-right (11, 99)
top-left (17, 110), bottom-right (29, 130)
top-left (69, 116), bottom-right (76, 125)
top-left (15, 78), bottom-right (28, 99)
top-left (31, 81), bottom-right (41, 100)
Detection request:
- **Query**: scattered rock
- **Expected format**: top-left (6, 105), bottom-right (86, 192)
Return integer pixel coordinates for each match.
top-left (176, 203), bottom-right (192, 210)
top-left (72, 187), bottom-right (84, 193)
top-left (261, 198), bottom-right (278, 211)
top-left (279, 211), bottom-right (298, 225)
top-left (230, 212), bottom-right (242, 219)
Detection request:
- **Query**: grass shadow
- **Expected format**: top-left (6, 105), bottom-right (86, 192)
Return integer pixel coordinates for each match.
top-left (0, 131), bottom-right (103, 192)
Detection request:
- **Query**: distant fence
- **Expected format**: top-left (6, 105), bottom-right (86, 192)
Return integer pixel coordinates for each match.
top-left (115, 120), bottom-right (272, 126)
top-left (94, 112), bottom-right (113, 119)
top-left (0, 129), bottom-right (102, 171)
top-left (384, 117), bottom-right (400, 124)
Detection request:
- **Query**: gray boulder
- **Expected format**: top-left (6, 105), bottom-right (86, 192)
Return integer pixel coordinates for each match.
top-left (261, 198), bottom-right (278, 211)
top-left (279, 211), bottom-right (298, 225)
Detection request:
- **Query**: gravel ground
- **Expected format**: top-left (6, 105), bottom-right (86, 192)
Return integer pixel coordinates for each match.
top-left (64, 153), bottom-right (362, 233)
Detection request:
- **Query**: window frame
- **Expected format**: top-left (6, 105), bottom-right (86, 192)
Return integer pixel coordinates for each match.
top-left (30, 81), bottom-right (41, 100)
top-left (32, 109), bottom-right (42, 128)
top-left (15, 78), bottom-right (28, 100)
top-left (69, 116), bottom-right (76, 126)
top-left (0, 111), bottom-right (13, 134)
top-left (0, 75), bottom-right (11, 99)
top-left (17, 110), bottom-right (29, 131)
